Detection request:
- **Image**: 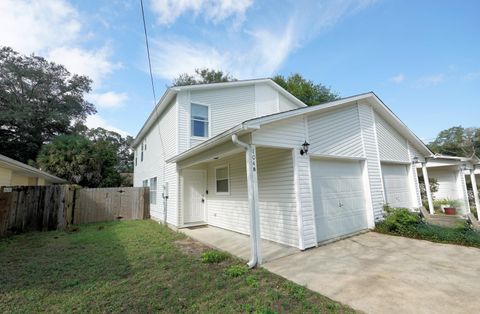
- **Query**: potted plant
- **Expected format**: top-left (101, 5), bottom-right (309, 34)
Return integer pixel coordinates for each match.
top-left (436, 198), bottom-right (462, 215)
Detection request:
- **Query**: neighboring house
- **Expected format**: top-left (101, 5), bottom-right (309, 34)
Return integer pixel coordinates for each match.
top-left (133, 79), bottom-right (434, 250)
top-left (0, 154), bottom-right (67, 186)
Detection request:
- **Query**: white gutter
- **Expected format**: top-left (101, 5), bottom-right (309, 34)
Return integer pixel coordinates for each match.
top-left (231, 134), bottom-right (262, 268)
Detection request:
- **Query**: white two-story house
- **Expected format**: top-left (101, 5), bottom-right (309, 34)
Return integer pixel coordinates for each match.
top-left (133, 79), bottom-right (468, 254)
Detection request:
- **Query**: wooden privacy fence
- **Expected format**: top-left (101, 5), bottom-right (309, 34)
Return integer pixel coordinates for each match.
top-left (0, 185), bottom-right (149, 237)
top-left (74, 187), bottom-right (149, 224)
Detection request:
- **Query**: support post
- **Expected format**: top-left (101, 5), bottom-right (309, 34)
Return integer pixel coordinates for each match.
top-left (470, 171), bottom-right (480, 221)
top-left (422, 163), bottom-right (434, 215)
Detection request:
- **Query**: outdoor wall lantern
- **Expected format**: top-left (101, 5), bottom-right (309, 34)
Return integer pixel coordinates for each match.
top-left (461, 163), bottom-right (468, 171)
top-left (412, 156), bottom-right (420, 164)
top-left (300, 140), bottom-right (310, 156)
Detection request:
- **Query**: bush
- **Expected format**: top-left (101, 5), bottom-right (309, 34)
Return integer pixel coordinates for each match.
top-left (225, 265), bottom-right (247, 277)
top-left (201, 250), bottom-right (230, 263)
top-left (383, 207), bottom-right (420, 233)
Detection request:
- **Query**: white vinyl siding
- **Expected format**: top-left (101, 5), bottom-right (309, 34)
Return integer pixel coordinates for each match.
top-left (407, 142), bottom-right (423, 207)
top-left (255, 83), bottom-right (278, 117)
top-left (206, 148), bottom-right (299, 247)
top-left (252, 115), bottom-right (306, 148)
top-left (279, 93), bottom-right (299, 112)
top-left (133, 100), bottom-right (178, 225)
top-left (428, 166), bottom-right (470, 214)
top-left (358, 103), bottom-right (385, 220)
top-left (375, 112), bottom-right (410, 162)
top-left (307, 105), bottom-right (364, 158)
top-left (381, 163), bottom-right (412, 208)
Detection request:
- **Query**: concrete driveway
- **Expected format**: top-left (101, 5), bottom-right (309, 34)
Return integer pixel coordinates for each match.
top-left (264, 232), bottom-right (480, 314)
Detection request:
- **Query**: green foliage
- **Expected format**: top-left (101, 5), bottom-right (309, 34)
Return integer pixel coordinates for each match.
top-left (0, 221), bottom-right (355, 313)
top-left (36, 134), bottom-right (122, 187)
top-left (225, 265), bottom-right (248, 278)
top-left (283, 282), bottom-right (306, 301)
top-left (0, 46), bottom-right (95, 163)
top-left (418, 176), bottom-right (439, 201)
top-left (273, 73), bottom-right (339, 106)
top-left (382, 207), bottom-right (421, 233)
top-left (201, 250), bottom-right (230, 263)
top-left (246, 275), bottom-right (259, 288)
top-left (171, 68), bottom-right (236, 86)
top-left (376, 207), bottom-right (480, 248)
top-left (433, 198), bottom-right (463, 211)
top-left (428, 126), bottom-right (480, 158)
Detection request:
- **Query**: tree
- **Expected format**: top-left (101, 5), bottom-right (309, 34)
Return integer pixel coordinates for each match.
top-left (0, 46), bottom-right (96, 163)
top-left (171, 68), bottom-right (236, 86)
top-left (428, 126), bottom-right (479, 157)
top-left (37, 134), bottom-right (122, 187)
top-left (273, 73), bottom-right (339, 106)
top-left (85, 127), bottom-right (134, 173)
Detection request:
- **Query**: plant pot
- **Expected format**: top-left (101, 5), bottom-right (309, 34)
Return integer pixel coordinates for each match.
top-left (444, 207), bottom-right (456, 215)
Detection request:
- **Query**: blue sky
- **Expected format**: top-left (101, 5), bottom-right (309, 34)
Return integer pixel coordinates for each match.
top-left (1, 0), bottom-right (479, 142)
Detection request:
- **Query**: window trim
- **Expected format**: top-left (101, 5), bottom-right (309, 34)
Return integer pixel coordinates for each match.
top-left (215, 164), bottom-right (230, 195)
top-left (190, 102), bottom-right (211, 138)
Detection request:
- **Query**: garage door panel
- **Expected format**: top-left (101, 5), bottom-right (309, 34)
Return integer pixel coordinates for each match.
top-left (311, 159), bottom-right (368, 243)
top-left (382, 163), bottom-right (412, 208)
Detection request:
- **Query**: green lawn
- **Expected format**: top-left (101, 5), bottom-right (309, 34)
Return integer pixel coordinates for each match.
top-left (0, 220), bottom-right (355, 313)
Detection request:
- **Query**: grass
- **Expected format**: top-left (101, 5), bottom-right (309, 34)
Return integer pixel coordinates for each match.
top-left (376, 219), bottom-right (480, 249)
top-left (0, 220), bottom-right (355, 313)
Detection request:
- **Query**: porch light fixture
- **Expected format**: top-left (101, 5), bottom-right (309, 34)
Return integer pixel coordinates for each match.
top-left (412, 156), bottom-right (419, 164)
top-left (300, 141), bottom-right (310, 156)
top-left (461, 163), bottom-right (467, 171)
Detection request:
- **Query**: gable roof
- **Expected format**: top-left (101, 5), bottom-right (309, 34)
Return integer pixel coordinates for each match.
top-left (132, 78), bottom-right (307, 147)
top-left (166, 92), bottom-right (433, 163)
top-left (0, 154), bottom-right (68, 184)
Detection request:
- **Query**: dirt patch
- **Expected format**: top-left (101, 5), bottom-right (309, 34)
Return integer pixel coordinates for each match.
top-left (174, 237), bottom-right (209, 256)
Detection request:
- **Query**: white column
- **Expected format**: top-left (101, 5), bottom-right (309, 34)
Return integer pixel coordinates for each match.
top-left (470, 171), bottom-right (480, 221)
top-left (245, 145), bottom-right (262, 265)
top-left (422, 163), bottom-right (434, 214)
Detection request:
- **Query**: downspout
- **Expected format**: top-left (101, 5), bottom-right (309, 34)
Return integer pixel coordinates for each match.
top-left (232, 134), bottom-right (262, 268)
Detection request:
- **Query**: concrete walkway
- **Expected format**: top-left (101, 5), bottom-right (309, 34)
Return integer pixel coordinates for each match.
top-left (264, 232), bottom-right (480, 314)
top-left (180, 225), bottom-right (299, 263)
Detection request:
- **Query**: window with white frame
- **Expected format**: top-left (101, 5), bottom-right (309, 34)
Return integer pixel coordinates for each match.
top-left (149, 177), bottom-right (157, 204)
top-left (215, 165), bottom-right (229, 194)
top-left (191, 103), bottom-right (209, 137)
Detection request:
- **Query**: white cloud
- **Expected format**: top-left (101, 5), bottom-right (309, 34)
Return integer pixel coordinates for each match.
top-left (417, 74), bottom-right (444, 87)
top-left (390, 74), bottom-right (405, 83)
top-left (47, 46), bottom-right (121, 88)
top-left (87, 92), bottom-right (129, 109)
top-left (149, 0), bottom-right (253, 25)
top-left (464, 71), bottom-right (480, 81)
top-left (0, 0), bottom-right (81, 55)
top-left (85, 115), bottom-right (130, 137)
top-left (150, 0), bottom-right (378, 80)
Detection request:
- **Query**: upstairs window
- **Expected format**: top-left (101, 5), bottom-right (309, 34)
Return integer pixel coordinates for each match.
top-left (215, 165), bottom-right (229, 194)
top-left (140, 145), bottom-right (144, 162)
top-left (191, 103), bottom-right (209, 137)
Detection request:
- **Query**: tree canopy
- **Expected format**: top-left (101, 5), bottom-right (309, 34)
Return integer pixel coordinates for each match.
top-left (0, 46), bottom-right (96, 163)
top-left (272, 73), bottom-right (339, 106)
top-left (428, 126), bottom-right (480, 157)
top-left (171, 69), bottom-right (339, 106)
top-left (171, 68), bottom-right (236, 87)
top-left (36, 133), bottom-right (127, 187)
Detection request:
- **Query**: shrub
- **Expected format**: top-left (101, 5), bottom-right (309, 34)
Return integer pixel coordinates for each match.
top-left (201, 250), bottom-right (229, 263)
top-left (383, 207), bottom-right (420, 233)
top-left (225, 265), bottom-right (248, 277)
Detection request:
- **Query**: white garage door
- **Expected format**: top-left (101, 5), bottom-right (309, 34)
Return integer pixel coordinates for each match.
top-left (311, 159), bottom-right (368, 243)
top-left (381, 163), bottom-right (412, 208)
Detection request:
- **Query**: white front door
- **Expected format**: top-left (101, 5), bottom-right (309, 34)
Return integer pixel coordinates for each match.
top-left (311, 158), bottom-right (368, 243)
top-left (183, 170), bottom-right (206, 224)
top-left (382, 163), bottom-right (412, 208)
